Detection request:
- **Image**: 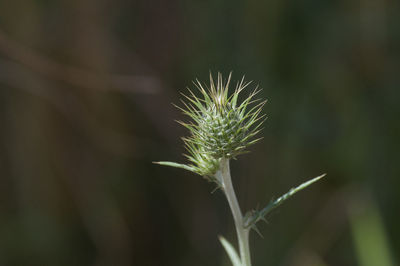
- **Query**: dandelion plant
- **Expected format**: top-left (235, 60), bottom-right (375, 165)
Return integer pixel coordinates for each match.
top-left (155, 73), bottom-right (325, 266)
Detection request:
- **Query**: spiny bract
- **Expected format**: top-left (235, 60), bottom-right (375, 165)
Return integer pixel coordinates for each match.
top-left (176, 72), bottom-right (266, 178)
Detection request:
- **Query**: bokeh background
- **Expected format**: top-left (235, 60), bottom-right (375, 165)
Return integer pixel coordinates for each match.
top-left (0, 0), bottom-right (399, 265)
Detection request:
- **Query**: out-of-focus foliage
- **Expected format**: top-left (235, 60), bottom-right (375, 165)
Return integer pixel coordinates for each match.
top-left (0, 0), bottom-right (398, 265)
top-left (349, 194), bottom-right (394, 266)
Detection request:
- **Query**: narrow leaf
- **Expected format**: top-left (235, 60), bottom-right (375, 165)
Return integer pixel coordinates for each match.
top-left (219, 236), bottom-right (243, 266)
top-left (244, 173), bottom-right (326, 228)
top-left (153, 161), bottom-right (195, 173)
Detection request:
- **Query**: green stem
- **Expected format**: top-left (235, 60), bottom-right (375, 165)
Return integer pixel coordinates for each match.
top-left (219, 158), bottom-right (251, 266)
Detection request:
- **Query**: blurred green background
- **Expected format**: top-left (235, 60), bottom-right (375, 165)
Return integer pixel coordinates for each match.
top-left (0, 0), bottom-right (399, 265)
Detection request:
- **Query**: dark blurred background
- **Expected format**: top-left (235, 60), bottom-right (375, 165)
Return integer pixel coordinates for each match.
top-left (0, 0), bottom-right (399, 265)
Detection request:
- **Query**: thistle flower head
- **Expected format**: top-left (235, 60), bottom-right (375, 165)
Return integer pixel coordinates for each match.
top-left (156, 72), bottom-right (266, 180)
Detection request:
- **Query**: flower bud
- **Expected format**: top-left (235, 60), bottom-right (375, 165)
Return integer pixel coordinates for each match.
top-left (178, 72), bottom-right (266, 178)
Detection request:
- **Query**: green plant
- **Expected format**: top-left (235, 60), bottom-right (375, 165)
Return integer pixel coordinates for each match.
top-left (155, 72), bottom-right (325, 266)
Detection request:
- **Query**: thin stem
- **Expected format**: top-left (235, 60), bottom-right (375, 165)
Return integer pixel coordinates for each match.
top-left (219, 158), bottom-right (251, 266)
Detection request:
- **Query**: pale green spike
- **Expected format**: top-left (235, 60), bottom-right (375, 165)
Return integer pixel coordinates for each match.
top-left (252, 224), bottom-right (264, 238)
top-left (231, 77), bottom-right (247, 107)
top-left (181, 93), bottom-right (206, 113)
